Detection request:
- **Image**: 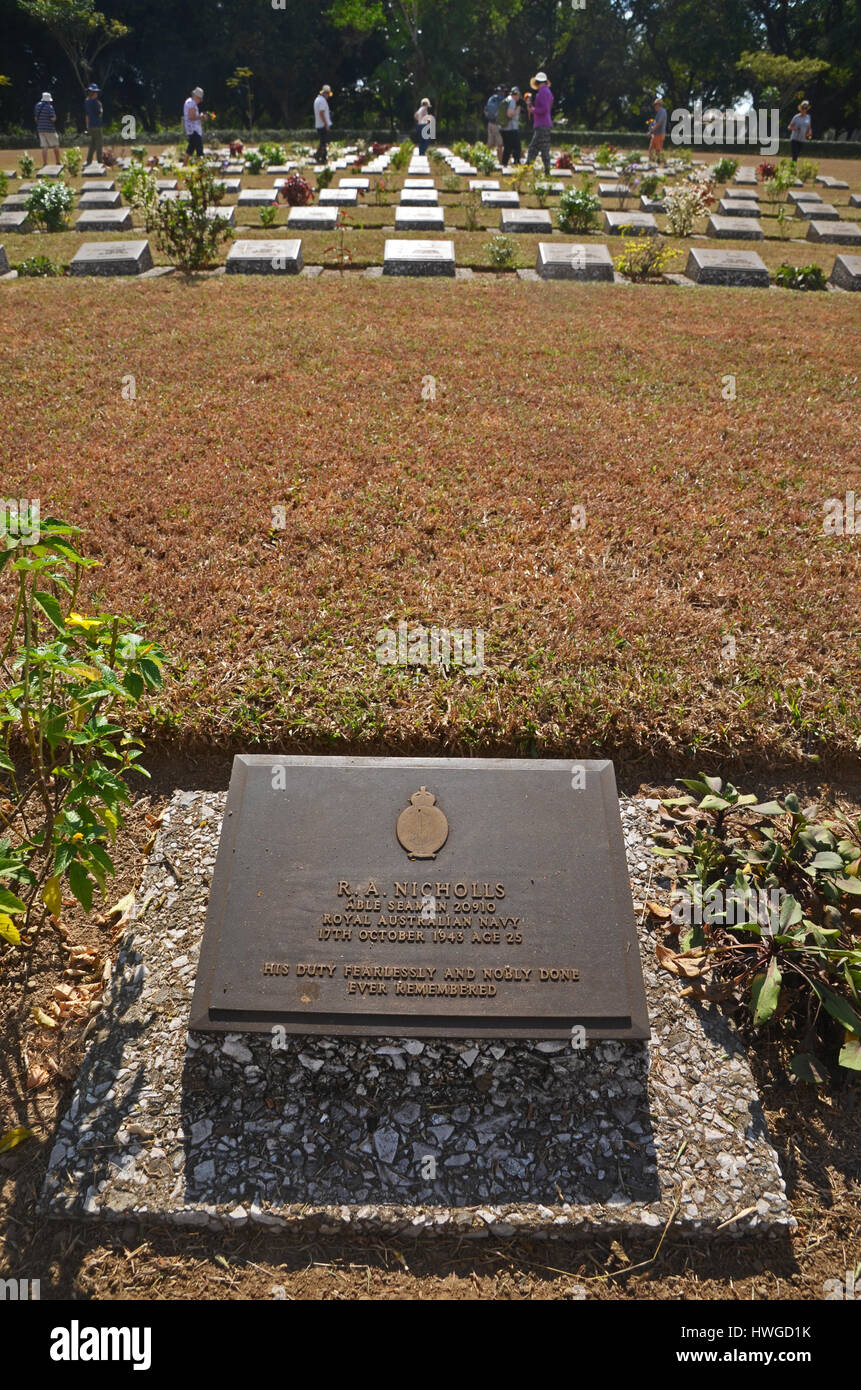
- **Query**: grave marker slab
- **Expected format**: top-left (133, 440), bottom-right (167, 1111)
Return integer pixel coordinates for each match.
top-left (829, 253), bottom-right (861, 290)
top-left (399, 189), bottom-right (439, 205)
top-left (82, 180), bottom-right (116, 193)
top-left (318, 188), bottom-right (359, 204)
top-left (155, 179), bottom-right (178, 191)
top-left (603, 211), bottom-right (658, 235)
top-left (339, 178), bottom-right (370, 189)
top-left (287, 206), bottom-right (338, 230)
top-left (75, 208), bottom-right (133, 232)
top-left (206, 206), bottom-right (236, 225)
top-left (536, 242), bottom-right (614, 281)
top-left (806, 220), bottom-right (861, 245)
top-left (500, 208), bottom-right (553, 233)
top-left (215, 179), bottom-right (242, 194)
top-left (796, 202), bottom-right (839, 220)
top-left (0, 211), bottom-right (34, 233)
top-left (707, 215), bottom-right (764, 240)
top-left (2, 195), bottom-right (30, 210)
top-left (78, 190), bottom-right (121, 209)
top-left (849, 194), bottom-right (861, 209)
top-left (403, 178), bottom-right (435, 188)
top-left (469, 180), bottom-right (500, 191)
top-left (481, 190), bottom-right (519, 207)
top-left (685, 247), bottom-right (769, 287)
top-left (382, 239), bottom-right (456, 276)
top-left (788, 190), bottom-right (821, 205)
top-left (69, 240), bottom-right (153, 276)
top-left (37, 164), bottom-right (63, 178)
top-left (598, 183), bottom-right (631, 198)
top-left (190, 756), bottom-right (649, 1040)
top-left (717, 198), bottom-right (761, 217)
top-left (394, 206), bottom-right (446, 230)
top-left (225, 238), bottom-right (303, 274)
top-left (728, 188), bottom-right (759, 201)
top-left (639, 196), bottom-right (666, 213)
top-left (237, 188), bottom-right (279, 207)
top-left (81, 163), bottom-right (106, 176)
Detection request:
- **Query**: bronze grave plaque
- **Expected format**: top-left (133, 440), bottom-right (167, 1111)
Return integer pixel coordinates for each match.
top-left (189, 756), bottom-right (649, 1039)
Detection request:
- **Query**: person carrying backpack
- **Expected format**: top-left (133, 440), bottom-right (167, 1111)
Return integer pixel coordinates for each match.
top-left (484, 86), bottom-right (506, 161)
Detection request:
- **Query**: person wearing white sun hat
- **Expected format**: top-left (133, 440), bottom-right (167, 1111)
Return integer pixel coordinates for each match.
top-left (524, 71), bottom-right (553, 174)
top-left (34, 90), bottom-right (59, 166)
top-left (183, 86), bottom-right (205, 160)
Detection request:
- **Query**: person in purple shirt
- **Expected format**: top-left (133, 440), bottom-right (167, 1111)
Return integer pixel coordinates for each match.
top-left (524, 71), bottom-right (554, 174)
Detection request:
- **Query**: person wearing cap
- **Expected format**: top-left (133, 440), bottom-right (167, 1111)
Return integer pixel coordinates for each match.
top-left (414, 97), bottom-right (435, 155)
top-left (500, 86), bottom-right (522, 167)
top-left (84, 83), bottom-right (103, 165)
top-left (788, 100), bottom-right (812, 163)
top-left (524, 71), bottom-right (554, 174)
top-left (183, 86), bottom-right (205, 161)
top-left (314, 84), bottom-right (333, 164)
top-left (34, 91), bottom-right (59, 167)
top-left (647, 98), bottom-right (667, 164)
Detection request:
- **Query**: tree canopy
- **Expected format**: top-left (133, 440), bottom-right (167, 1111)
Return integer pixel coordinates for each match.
top-left (1, 0), bottom-right (858, 133)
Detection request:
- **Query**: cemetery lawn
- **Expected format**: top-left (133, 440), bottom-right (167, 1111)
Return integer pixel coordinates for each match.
top-left (2, 274), bottom-right (859, 774)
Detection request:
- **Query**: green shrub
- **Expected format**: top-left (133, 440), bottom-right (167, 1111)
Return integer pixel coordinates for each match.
top-left (468, 142), bottom-right (497, 175)
top-left (259, 142), bottom-right (286, 165)
top-left (145, 162), bottom-right (232, 272)
top-left (117, 162), bottom-right (158, 212)
top-left (712, 156), bottom-right (738, 183)
top-left (638, 173), bottom-right (663, 198)
top-left (0, 514), bottom-right (165, 946)
top-left (315, 165), bottom-right (334, 191)
top-left (557, 182), bottom-right (601, 233)
top-left (259, 204), bottom-right (277, 228)
top-left (19, 153), bottom-right (35, 178)
top-left (463, 189), bottom-right (482, 231)
top-left (0, 171), bottom-right (7, 199)
top-left (25, 179), bottom-right (75, 232)
top-left (483, 234), bottom-right (517, 268)
top-left (16, 255), bottom-right (64, 276)
top-left (655, 776), bottom-right (861, 1080)
top-left (61, 146), bottom-right (83, 177)
top-left (389, 140), bottom-right (415, 171)
top-left (774, 262), bottom-right (827, 291)
top-left (613, 233), bottom-right (678, 281)
top-left (244, 149), bottom-right (266, 174)
top-left (593, 142), bottom-right (616, 168)
top-left (796, 158), bottom-right (818, 184)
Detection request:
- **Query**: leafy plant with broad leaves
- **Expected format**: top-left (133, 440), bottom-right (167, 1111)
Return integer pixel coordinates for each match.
top-left (388, 140), bottom-right (415, 172)
top-left (19, 152), bottom-right (35, 178)
top-left (774, 261), bottom-right (827, 290)
top-left (279, 171), bottom-right (312, 206)
top-left (243, 149), bottom-right (266, 174)
top-left (16, 254), bottom-right (64, 276)
top-left (654, 775), bottom-right (861, 1081)
top-left (0, 513), bottom-right (165, 949)
top-left (467, 142), bottom-right (497, 175)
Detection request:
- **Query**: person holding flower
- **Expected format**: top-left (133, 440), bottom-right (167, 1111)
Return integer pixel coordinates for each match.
top-left (183, 86), bottom-right (205, 161)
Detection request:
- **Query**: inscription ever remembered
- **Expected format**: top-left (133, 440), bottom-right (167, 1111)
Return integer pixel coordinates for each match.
top-left (190, 756), bottom-right (649, 1040)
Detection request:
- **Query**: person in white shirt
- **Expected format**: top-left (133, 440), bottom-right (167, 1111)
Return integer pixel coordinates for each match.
top-left (183, 86), bottom-right (204, 160)
top-left (314, 85), bottom-right (332, 164)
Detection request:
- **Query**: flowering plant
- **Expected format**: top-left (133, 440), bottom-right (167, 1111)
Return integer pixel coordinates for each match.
top-left (26, 178), bottom-right (75, 232)
top-left (279, 171), bottom-right (313, 205)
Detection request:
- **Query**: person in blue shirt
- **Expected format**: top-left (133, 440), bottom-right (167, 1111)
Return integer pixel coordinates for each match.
top-left (84, 84), bottom-right (103, 165)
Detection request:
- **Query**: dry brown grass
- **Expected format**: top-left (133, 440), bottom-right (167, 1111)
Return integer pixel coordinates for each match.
top-left (1, 274), bottom-right (858, 770)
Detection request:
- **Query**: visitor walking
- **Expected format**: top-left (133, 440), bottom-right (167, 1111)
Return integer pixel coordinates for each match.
top-left (415, 98), bottom-right (434, 155)
top-left (33, 91), bottom-right (59, 167)
top-left (647, 97), bottom-right (667, 163)
top-left (314, 84), bottom-right (333, 164)
top-left (788, 101), bottom-right (812, 163)
top-left (500, 87), bottom-right (522, 167)
top-left (484, 86), bottom-right (506, 162)
top-left (525, 72), bottom-right (553, 174)
top-left (84, 83), bottom-right (103, 165)
top-left (183, 86), bottom-right (205, 160)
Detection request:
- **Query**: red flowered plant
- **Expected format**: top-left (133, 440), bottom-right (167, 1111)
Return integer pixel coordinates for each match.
top-left (230, 140), bottom-right (244, 157)
top-left (279, 171), bottom-right (313, 206)
top-left (370, 142), bottom-right (391, 156)
top-left (554, 152), bottom-right (574, 169)
top-left (757, 161), bottom-right (776, 182)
